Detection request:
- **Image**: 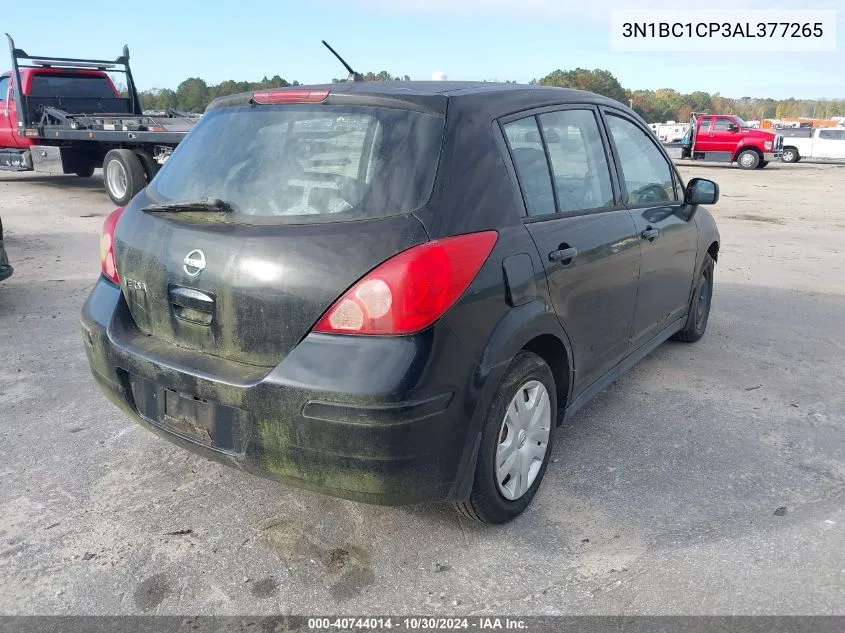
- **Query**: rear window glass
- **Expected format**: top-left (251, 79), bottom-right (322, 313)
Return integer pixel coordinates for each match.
top-left (148, 104), bottom-right (446, 222)
top-left (30, 74), bottom-right (116, 98)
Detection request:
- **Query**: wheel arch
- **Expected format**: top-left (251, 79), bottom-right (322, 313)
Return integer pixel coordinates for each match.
top-left (707, 240), bottom-right (719, 263)
top-left (476, 304), bottom-right (575, 418)
top-left (733, 144), bottom-right (763, 162)
top-left (521, 333), bottom-right (570, 425)
top-left (448, 304), bottom-right (575, 501)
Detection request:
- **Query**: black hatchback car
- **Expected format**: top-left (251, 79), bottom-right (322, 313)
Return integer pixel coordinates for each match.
top-left (82, 82), bottom-right (720, 524)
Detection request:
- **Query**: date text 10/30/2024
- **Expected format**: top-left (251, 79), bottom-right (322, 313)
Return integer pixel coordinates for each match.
top-left (308, 617), bottom-right (528, 630)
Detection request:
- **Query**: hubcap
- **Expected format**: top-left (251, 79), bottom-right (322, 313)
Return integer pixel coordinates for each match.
top-left (106, 160), bottom-right (128, 199)
top-left (740, 153), bottom-right (754, 167)
top-left (495, 380), bottom-right (551, 501)
top-left (784, 150), bottom-right (794, 161)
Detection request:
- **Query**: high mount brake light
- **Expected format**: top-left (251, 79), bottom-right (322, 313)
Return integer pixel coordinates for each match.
top-left (100, 206), bottom-right (126, 284)
top-left (251, 89), bottom-right (330, 104)
top-left (313, 231), bottom-right (499, 336)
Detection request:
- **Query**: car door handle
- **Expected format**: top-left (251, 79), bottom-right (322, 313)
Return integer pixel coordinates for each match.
top-left (640, 228), bottom-right (659, 241)
top-left (549, 247), bottom-right (578, 264)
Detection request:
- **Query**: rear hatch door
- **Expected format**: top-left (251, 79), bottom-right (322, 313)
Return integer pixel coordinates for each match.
top-left (114, 94), bottom-right (446, 367)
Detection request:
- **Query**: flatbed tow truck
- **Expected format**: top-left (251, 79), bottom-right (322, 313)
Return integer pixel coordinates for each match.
top-left (0, 34), bottom-right (197, 204)
top-left (662, 112), bottom-right (783, 170)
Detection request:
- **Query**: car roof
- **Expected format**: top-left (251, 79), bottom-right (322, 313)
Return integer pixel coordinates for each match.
top-left (208, 81), bottom-right (628, 119)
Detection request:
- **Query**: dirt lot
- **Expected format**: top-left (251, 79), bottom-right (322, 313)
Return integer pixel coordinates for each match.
top-left (1, 162), bottom-right (844, 615)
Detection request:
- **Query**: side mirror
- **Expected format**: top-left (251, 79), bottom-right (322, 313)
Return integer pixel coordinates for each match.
top-left (728, 124), bottom-right (739, 132)
top-left (685, 178), bottom-right (719, 206)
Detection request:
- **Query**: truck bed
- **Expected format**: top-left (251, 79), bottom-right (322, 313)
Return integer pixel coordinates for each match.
top-left (29, 108), bottom-right (197, 144)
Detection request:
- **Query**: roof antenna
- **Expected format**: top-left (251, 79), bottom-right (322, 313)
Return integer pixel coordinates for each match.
top-left (322, 40), bottom-right (364, 82)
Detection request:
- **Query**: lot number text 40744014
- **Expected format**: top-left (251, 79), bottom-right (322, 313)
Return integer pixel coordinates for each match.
top-left (307, 617), bottom-right (529, 630)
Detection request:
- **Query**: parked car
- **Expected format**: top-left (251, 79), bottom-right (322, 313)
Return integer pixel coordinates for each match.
top-left (781, 127), bottom-right (845, 163)
top-left (0, 215), bottom-right (11, 282)
top-left (664, 113), bottom-right (783, 169)
top-left (81, 82), bottom-right (720, 524)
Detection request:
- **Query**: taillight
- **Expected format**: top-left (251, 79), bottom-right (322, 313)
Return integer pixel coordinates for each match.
top-left (313, 231), bottom-right (498, 336)
top-left (252, 89), bottom-right (329, 104)
top-left (100, 207), bottom-right (126, 284)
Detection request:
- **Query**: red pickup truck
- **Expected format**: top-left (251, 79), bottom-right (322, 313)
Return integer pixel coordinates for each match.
top-left (665, 113), bottom-right (783, 169)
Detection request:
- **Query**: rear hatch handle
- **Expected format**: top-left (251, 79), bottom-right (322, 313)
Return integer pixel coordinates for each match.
top-left (169, 285), bottom-right (215, 326)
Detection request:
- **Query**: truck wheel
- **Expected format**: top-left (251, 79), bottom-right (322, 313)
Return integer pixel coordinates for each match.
top-left (103, 149), bottom-right (146, 206)
top-left (736, 149), bottom-right (760, 170)
top-left (782, 147), bottom-right (799, 163)
top-left (75, 164), bottom-right (95, 178)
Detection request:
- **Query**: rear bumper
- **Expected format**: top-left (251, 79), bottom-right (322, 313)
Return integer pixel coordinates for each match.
top-left (81, 278), bottom-right (482, 506)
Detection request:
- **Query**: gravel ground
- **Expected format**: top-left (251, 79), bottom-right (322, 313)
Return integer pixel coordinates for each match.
top-left (0, 162), bottom-right (843, 615)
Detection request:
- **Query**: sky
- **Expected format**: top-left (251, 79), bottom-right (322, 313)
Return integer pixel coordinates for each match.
top-left (6, 0), bottom-right (844, 99)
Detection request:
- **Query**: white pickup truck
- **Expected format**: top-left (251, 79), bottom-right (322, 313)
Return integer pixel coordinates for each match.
top-left (781, 127), bottom-right (845, 163)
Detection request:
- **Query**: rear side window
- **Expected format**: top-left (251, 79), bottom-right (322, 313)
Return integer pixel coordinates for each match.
top-left (503, 118), bottom-right (555, 216)
top-left (29, 74), bottom-right (116, 98)
top-left (819, 129), bottom-right (845, 140)
top-left (606, 114), bottom-right (676, 205)
top-left (538, 110), bottom-right (614, 213)
top-left (698, 118), bottom-right (712, 132)
top-left (149, 105), bottom-right (445, 222)
top-left (0, 76), bottom-right (8, 101)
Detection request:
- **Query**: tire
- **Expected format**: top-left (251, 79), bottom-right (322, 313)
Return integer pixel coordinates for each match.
top-left (453, 351), bottom-right (557, 524)
top-left (781, 147), bottom-right (799, 163)
top-left (757, 161), bottom-right (769, 169)
top-left (135, 150), bottom-right (161, 183)
top-left (736, 149), bottom-right (760, 170)
top-left (673, 253), bottom-right (714, 343)
top-left (103, 149), bottom-right (147, 206)
top-left (74, 164), bottom-right (95, 178)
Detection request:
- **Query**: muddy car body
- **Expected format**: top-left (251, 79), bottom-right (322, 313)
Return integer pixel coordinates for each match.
top-left (81, 81), bottom-right (720, 523)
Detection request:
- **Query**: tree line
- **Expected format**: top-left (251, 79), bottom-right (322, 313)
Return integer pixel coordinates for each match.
top-left (138, 68), bottom-right (845, 123)
top-left (139, 76), bottom-right (300, 113)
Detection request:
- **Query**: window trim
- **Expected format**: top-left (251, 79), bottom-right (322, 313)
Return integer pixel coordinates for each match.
top-left (600, 106), bottom-right (687, 211)
top-left (535, 114), bottom-right (562, 215)
top-left (498, 103), bottom-right (626, 223)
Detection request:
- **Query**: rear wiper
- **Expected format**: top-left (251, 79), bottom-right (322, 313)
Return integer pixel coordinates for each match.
top-left (144, 198), bottom-right (232, 213)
